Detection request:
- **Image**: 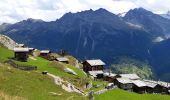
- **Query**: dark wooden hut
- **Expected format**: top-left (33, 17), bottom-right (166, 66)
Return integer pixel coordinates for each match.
top-left (39, 50), bottom-right (52, 60)
top-left (14, 48), bottom-right (29, 61)
top-left (83, 59), bottom-right (105, 73)
top-left (115, 78), bottom-right (133, 91)
top-left (56, 57), bottom-right (69, 64)
top-left (132, 80), bottom-right (146, 94)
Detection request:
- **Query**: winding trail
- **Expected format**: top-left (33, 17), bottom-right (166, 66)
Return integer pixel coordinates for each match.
top-left (47, 73), bottom-right (85, 95)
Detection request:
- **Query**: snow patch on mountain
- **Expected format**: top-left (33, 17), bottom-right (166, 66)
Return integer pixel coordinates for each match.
top-left (118, 12), bottom-right (127, 17)
top-left (126, 22), bottom-right (142, 29)
top-left (153, 37), bottom-right (165, 42)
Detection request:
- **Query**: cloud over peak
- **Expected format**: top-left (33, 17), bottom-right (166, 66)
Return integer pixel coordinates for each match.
top-left (0, 0), bottom-right (170, 24)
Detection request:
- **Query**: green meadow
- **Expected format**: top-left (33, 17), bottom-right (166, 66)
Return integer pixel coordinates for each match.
top-left (95, 89), bottom-right (170, 100)
top-left (0, 63), bottom-right (87, 100)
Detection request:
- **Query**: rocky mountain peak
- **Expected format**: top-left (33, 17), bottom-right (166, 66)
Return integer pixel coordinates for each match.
top-left (18, 18), bottom-right (44, 24)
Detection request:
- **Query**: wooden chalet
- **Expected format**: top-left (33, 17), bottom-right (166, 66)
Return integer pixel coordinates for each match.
top-left (132, 80), bottom-right (146, 93)
top-left (154, 84), bottom-right (168, 94)
top-left (115, 78), bottom-right (133, 91)
top-left (40, 50), bottom-right (51, 57)
top-left (119, 74), bottom-right (140, 80)
top-left (143, 80), bottom-right (158, 93)
top-left (14, 48), bottom-right (29, 61)
top-left (83, 59), bottom-right (105, 73)
top-left (111, 74), bottom-right (170, 94)
top-left (143, 80), bottom-right (170, 94)
top-left (88, 70), bottom-right (104, 80)
top-left (155, 81), bottom-right (170, 94)
top-left (56, 57), bottom-right (69, 64)
top-left (18, 44), bottom-right (25, 48)
top-left (103, 72), bottom-right (120, 82)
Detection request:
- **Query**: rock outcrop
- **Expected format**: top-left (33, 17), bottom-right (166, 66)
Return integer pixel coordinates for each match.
top-left (0, 34), bottom-right (18, 50)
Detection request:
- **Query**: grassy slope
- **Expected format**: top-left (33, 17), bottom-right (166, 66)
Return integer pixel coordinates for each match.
top-left (89, 81), bottom-right (108, 92)
top-left (95, 89), bottom-right (170, 100)
top-left (0, 44), bottom-right (86, 78)
top-left (0, 63), bottom-right (86, 100)
top-left (0, 45), bottom-right (88, 89)
top-left (0, 46), bottom-right (13, 62)
top-left (0, 91), bottom-right (25, 100)
top-left (14, 56), bottom-right (86, 78)
top-left (14, 57), bottom-right (88, 87)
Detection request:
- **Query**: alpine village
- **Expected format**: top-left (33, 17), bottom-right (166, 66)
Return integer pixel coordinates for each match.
top-left (2, 4), bottom-right (170, 99)
top-left (1, 33), bottom-right (170, 100)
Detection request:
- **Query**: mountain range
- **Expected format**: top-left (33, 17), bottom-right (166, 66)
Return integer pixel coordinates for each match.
top-left (1, 8), bottom-right (170, 81)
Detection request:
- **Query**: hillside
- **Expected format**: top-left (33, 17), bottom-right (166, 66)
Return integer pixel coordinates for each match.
top-left (0, 42), bottom-right (89, 99)
top-left (0, 37), bottom-right (110, 99)
top-left (0, 63), bottom-right (86, 100)
top-left (111, 57), bottom-right (153, 79)
top-left (150, 38), bottom-right (170, 81)
top-left (0, 43), bottom-right (13, 62)
top-left (95, 89), bottom-right (170, 100)
top-left (0, 41), bottom-right (89, 88)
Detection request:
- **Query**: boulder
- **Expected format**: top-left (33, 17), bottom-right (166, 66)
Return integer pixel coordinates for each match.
top-left (64, 68), bottom-right (77, 75)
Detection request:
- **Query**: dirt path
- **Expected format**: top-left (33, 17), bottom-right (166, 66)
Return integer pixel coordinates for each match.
top-left (47, 73), bottom-right (84, 95)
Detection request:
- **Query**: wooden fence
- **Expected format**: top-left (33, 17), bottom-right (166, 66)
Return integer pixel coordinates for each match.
top-left (5, 60), bottom-right (37, 71)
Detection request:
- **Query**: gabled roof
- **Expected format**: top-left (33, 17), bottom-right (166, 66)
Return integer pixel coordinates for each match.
top-left (18, 44), bottom-right (24, 47)
top-left (14, 48), bottom-right (29, 52)
top-left (28, 48), bottom-right (34, 50)
top-left (103, 72), bottom-right (117, 77)
top-left (144, 79), bottom-right (170, 88)
top-left (56, 57), bottom-right (69, 62)
top-left (88, 70), bottom-right (104, 77)
top-left (116, 78), bottom-right (132, 84)
top-left (120, 74), bottom-right (140, 80)
top-left (143, 80), bottom-right (158, 88)
top-left (158, 81), bottom-right (170, 88)
top-left (40, 50), bottom-right (50, 53)
top-left (132, 80), bottom-right (146, 87)
top-left (85, 59), bottom-right (105, 66)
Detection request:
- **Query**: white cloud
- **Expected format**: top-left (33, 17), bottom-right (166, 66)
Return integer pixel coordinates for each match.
top-left (0, 0), bottom-right (170, 24)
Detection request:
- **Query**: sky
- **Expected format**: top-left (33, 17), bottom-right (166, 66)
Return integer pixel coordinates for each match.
top-left (0, 0), bottom-right (170, 24)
